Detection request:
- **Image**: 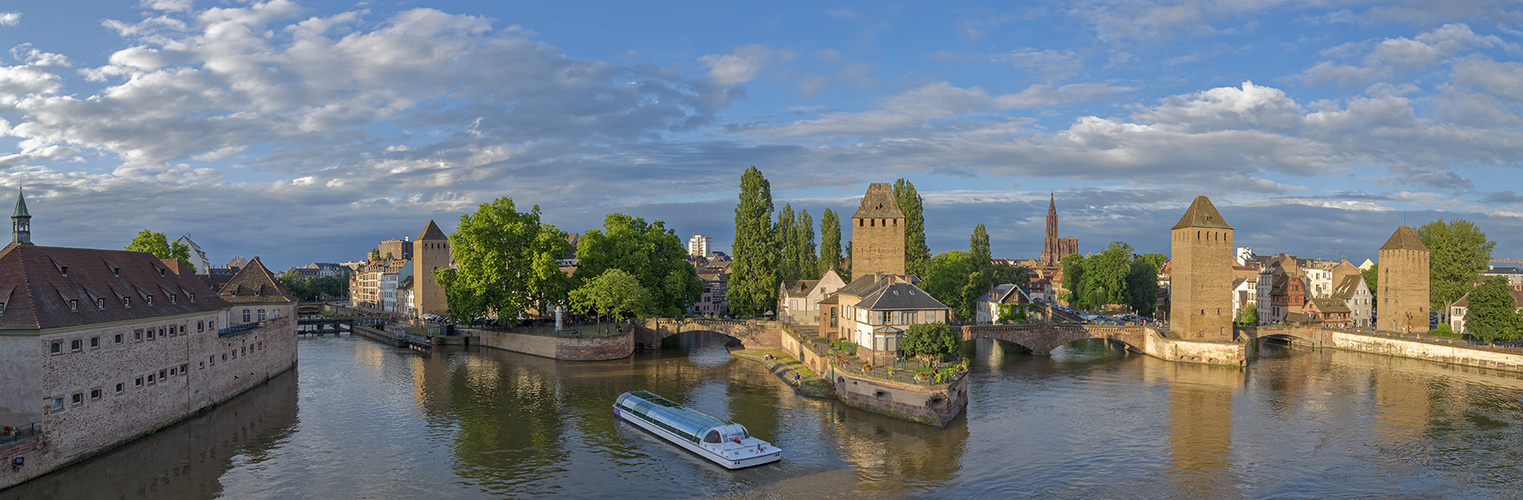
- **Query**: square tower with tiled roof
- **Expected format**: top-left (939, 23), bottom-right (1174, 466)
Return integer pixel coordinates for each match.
top-left (850, 183), bottom-right (906, 280)
top-left (1377, 225), bottom-right (1429, 333)
top-left (412, 220), bottom-right (451, 316)
top-left (1169, 195), bottom-right (1235, 341)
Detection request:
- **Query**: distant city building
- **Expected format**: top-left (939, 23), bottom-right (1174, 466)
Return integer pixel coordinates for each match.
top-left (376, 238), bottom-right (413, 261)
top-left (287, 263), bottom-right (351, 279)
top-left (1482, 264), bottom-right (1523, 289)
top-left (0, 190), bottom-right (295, 489)
top-left (1332, 274), bottom-right (1372, 328)
top-left (688, 234), bottom-right (710, 258)
top-left (1039, 194), bottom-right (1079, 268)
top-left (850, 183), bottom-right (906, 280)
top-left (691, 270), bottom-right (729, 316)
top-left (177, 235), bottom-right (212, 275)
top-left (975, 284), bottom-right (1034, 324)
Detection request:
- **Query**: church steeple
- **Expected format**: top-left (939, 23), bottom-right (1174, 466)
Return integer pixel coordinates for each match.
top-left (12, 188), bottom-right (31, 245)
top-left (1046, 193), bottom-right (1057, 240)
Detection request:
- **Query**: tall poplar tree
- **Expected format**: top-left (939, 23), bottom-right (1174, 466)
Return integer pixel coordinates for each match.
top-left (969, 224), bottom-right (991, 271)
top-left (777, 204), bottom-right (798, 280)
top-left (731, 167), bottom-right (779, 316)
top-left (796, 209), bottom-right (818, 279)
top-left (819, 208), bottom-right (843, 279)
top-left (893, 179), bottom-right (931, 277)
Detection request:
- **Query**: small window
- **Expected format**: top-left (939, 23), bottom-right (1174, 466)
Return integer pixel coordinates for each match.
top-left (169, 367), bottom-right (176, 376)
top-left (50, 398), bottom-right (63, 411)
top-left (68, 300), bottom-right (77, 312)
top-left (115, 383), bottom-right (124, 394)
top-left (189, 293), bottom-right (195, 302)
top-left (114, 334), bottom-right (123, 344)
top-left (90, 337), bottom-right (99, 348)
top-left (135, 377), bottom-right (143, 388)
top-left (146, 295), bottom-right (153, 306)
top-left (209, 320), bottom-right (214, 329)
top-left (147, 374), bottom-right (155, 384)
top-left (134, 329), bottom-right (143, 341)
top-left (243, 310), bottom-right (250, 323)
top-left (169, 326), bottom-right (176, 337)
top-left (158, 328), bottom-right (165, 338)
top-left (258, 309), bottom-right (266, 321)
top-left (50, 342), bottom-right (61, 354)
top-left (180, 363), bottom-right (187, 373)
top-left (71, 393), bottom-right (82, 406)
top-left (157, 268), bottom-right (164, 277)
top-left (70, 339), bottom-right (81, 351)
top-left (198, 321), bottom-right (205, 332)
top-left (90, 389), bottom-right (101, 400)
top-left (199, 361), bottom-right (205, 369)
top-left (158, 369), bottom-right (166, 380)
top-left (60, 266), bottom-right (67, 277)
top-left (112, 267), bottom-right (119, 276)
top-left (170, 294), bottom-right (176, 304)
top-left (122, 297), bottom-right (130, 308)
top-left (209, 355), bottom-right (215, 366)
top-left (96, 298), bottom-right (105, 309)
top-left (221, 353), bottom-right (227, 361)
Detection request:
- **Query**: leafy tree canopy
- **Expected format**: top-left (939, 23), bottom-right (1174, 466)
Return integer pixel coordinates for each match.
top-left (569, 268), bottom-right (653, 321)
top-left (574, 213), bottom-right (699, 317)
top-left (125, 229), bottom-right (196, 272)
top-left (894, 179), bottom-right (931, 278)
top-left (1417, 219), bottom-right (1495, 313)
top-left (436, 197), bottom-right (567, 323)
top-left (730, 166), bottom-right (779, 316)
top-left (1463, 276), bottom-right (1521, 343)
top-left (819, 208), bottom-right (843, 279)
top-left (901, 322), bottom-right (959, 362)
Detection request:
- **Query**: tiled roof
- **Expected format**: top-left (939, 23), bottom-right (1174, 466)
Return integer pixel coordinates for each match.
top-left (1380, 225), bottom-right (1427, 251)
top-left (417, 219), bottom-right (448, 241)
top-left (851, 182), bottom-right (904, 219)
top-left (217, 257), bottom-right (297, 304)
top-left (1171, 195), bottom-right (1234, 230)
top-left (780, 280), bottom-right (818, 298)
top-left (0, 243), bottom-right (229, 330)
top-left (1331, 275), bottom-right (1365, 300)
top-left (857, 282), bottom-right (949, 311)
top-left (1309, 298), bottom-right (1350, 314)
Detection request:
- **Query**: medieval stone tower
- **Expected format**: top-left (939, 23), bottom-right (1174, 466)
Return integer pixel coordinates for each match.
top-left (851, 183), bottom-right (906, 280)
top-left (413, 219), bottom-right (451, 316)
top-left (1170, 195), bottom-right (1235, 342)
top-left (1377, 225), bottom-right (1429, 333)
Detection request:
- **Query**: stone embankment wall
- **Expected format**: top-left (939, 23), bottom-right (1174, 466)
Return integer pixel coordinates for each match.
top-left (635, 319), bottom-right (782, 350)
top-left (473, 329), bottom-right (632, 361)
top-left (779, 330), bottom-right (967, 427)
top-left (829, 368), bottom-right (968, 428)
top-left (1244, 326), bottom-right (1523, 374)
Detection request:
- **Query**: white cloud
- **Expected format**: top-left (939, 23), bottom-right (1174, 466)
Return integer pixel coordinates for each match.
top-left (1303, 23), bottom-right (1512, 86)
top-left (698, 45), bottom-right (795, 87)
top-left (141, 0), bottom-right (194, 12)
top-left (0, 12), bottom-right (19, 27)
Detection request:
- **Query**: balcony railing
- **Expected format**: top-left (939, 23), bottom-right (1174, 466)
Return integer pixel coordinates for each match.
top-left (218, 322), bottom-right (262, 337)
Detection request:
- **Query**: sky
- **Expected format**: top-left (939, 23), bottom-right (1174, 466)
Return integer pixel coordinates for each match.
top-left (3, 0), bottom-right (1523, 271)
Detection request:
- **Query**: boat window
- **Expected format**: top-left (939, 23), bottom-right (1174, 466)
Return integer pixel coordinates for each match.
top-left (705, 430), bottom-right (721, 443)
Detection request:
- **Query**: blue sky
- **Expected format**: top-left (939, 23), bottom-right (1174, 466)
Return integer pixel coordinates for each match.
top-left (3, 0), bottom-right (1523, 271)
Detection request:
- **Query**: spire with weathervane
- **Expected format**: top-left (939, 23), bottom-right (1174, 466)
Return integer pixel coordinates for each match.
top-left (12, 188), bottom-right (31, 245)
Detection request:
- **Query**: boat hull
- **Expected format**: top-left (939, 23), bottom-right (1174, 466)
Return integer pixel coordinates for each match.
top-left (614, 407), bottom-right (782, 469)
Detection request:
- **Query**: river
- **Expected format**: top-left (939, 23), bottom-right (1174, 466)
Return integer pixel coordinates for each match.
top-left (4, 333), bottom-right (1521, 499)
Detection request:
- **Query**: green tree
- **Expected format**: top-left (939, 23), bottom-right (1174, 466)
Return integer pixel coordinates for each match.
top-left (894, 179), bottom-right (931, 278)
top-left (573, 213), bottom-right (699, 317)
top-left (1061, 253), bottom-right (1087, 307)
top-left (569, 268), bottom-right (653, 321)
top-left (1463, 276), bottom-right (1521, 342)
top-left (1417, 219), bottom-right (1496, 319)
top-left (776, 203), bottom-right (798, 280)
top-left (969, 224), bottom-right (991, 270)
top-left (125, 230), bottom-right (196, 272)
top-left (1236, 303), bottom-right (1260, 326)
top-left (795, 209), bottom-right (818, 279)
top-left (1125, 256), bottom-right (1159, 317)
top-left (730, 166), bottom-right (779, 316)
top-left (1362, 264), bottom-right (1379, 304)
top-left (1135, 253), bottom-right (1168, 274)
top-left (370, 249), bottom-right (381, 261)
top-left (1082, 241), bottom-right (1134, 307)
top-left (923, 251), bottom-right (975, 319)
top-left (901, 323), bottom-right (959, 363)
top-left (435, 197), bottom-right (561, 323)
top-left (819, 208), bottom-right (842, 279)
top-left (277, 270), bottom-right (312, 300)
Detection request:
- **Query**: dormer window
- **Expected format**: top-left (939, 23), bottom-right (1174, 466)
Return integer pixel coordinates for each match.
top-left (170, 294), bottom-right (177, 304)
top-left (189, 293), bottom-right (195, 302)
top-left (122, 297), bottom-right (130, 308)
top-left (0, 301), bottom-right (5, 315)
top-left (158, 268), bottom-right (165, 277)
top-left (96, 298), bottom-right (105, 309)
top-left (60, 266), bottom-right (68, 277)
top-left (146, 295), bottom-right (153, 306)
top-left (68, 300), bottom-right (76, 312)
top-left (112, 267), bottom-right (120, 277)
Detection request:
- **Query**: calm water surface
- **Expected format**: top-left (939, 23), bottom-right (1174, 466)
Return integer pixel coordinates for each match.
top-left (5, 334), bottom-right (1522, 499)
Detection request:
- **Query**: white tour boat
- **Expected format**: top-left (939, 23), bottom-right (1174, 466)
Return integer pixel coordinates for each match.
top-left (613, 390), bottom-right (782, 469)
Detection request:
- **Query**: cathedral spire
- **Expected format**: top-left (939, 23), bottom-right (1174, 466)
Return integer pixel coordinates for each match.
top-left (12, 187), bottom-right (31, 245)
top-left (1046, 193), bottom-right (1057, 240)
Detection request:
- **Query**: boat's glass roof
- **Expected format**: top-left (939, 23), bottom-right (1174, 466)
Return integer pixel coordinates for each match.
top-left (618, 391), bottom-right (730, 436)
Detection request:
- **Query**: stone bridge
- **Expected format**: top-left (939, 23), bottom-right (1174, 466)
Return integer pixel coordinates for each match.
top-left (961, 324), bottom-right (1153, 355)
top-left (636, 318), bottom-right (782, 350)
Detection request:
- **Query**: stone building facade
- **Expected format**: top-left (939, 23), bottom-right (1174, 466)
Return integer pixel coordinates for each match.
top-left (412, 220), bottom-right (451, 316)
top-left (1039, 194), bottom-right (1078, 268)
top-left (1378, 225), bottom-right (1429, 333)
top-left (1169, 196), bottom-right (1235, 341)
top-left (0, 193), bottom-right (296, 490)
top-left (850, 183), bottom-right (906, 280)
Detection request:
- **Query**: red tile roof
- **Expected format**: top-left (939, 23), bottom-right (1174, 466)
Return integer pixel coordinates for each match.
top-left (0, 243), bottom-right (229, 330)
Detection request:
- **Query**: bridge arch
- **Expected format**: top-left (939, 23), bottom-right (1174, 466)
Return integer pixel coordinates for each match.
top-left (636, 318), bottom-right (782, 351)
top-left (961, 324), bottom-right (1151, 356)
